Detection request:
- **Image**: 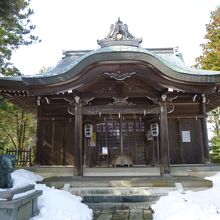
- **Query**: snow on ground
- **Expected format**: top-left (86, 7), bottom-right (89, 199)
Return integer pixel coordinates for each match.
top-left (4, 169), bottom-right (220, 220)
top-left (12, 169), bottom-right (43, 188)
top-left (11, 169), bottom-right (93, 220)
top-left (152, 173), bottom-right (220, 220)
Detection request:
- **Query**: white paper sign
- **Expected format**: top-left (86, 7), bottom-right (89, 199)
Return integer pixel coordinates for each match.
top-left (182, 130), bottom-right (191, 143)
top-left (102, 147), bottom-right (108, 155)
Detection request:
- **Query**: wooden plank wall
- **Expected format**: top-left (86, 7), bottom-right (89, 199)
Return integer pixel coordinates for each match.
top-left (36, 102), bottom-right (206, 166)
top-left (168, 118), bottom-right (204, 164)
top-left (36, 102), bottom-right (75, 165)
top-left (37, 118), bottom-right (75, 165)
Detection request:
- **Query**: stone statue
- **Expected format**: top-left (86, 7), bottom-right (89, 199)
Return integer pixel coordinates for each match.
top-left (0, 155), bottom-right (15, 188)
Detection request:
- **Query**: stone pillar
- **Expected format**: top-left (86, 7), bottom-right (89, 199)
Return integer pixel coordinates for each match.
top-left (201, 94), bottom-right (210, 163)
top-left (159, 95), bottom-right (170, 175)
top-left (74, 96), bottom-right (83, 176)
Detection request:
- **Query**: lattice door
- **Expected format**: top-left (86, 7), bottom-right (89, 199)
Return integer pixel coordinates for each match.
top-left (96, 120), bottom-right (146, 165)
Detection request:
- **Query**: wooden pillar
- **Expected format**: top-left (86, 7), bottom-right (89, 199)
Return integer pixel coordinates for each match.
top-left (35, 107), bottom-right (42, 165)
top-left (201, 94), bottom-right (210, 163)
top-left (159, 96), bottom-right (170, 175)
top-left (120, 115), bottom-right (123, 155)
top-left (177, 118), bottom-right (184, 163)
top-left (74, 96), bottom-right (83, 176)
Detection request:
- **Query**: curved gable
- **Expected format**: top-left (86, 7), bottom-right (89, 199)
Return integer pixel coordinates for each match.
top-left (22, 46), bottom-right (220, 85)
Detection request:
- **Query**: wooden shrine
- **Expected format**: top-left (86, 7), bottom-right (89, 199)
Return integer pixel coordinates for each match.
top-left (1, 18), bottom-right (220, 176)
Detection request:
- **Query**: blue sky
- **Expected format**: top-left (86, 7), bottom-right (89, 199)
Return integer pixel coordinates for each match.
top-left (11, 0), bottom-right (220, 75)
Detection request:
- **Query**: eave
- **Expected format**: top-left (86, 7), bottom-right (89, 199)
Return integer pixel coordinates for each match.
top-left (0, 46), bottom-right (220, 112)
top-left (20, 46), bottom-right (220, 87)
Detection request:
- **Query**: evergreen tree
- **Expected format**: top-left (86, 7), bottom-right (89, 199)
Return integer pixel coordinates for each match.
top-left (196, 6), bottom-right (220, 163)
top-left (0, 0), bottom-right (40, 75)
top-left (0, 0), bottom-right (39, 160)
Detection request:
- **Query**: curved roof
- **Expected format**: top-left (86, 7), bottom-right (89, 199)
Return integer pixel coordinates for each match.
top-left (1, 18), bottom-right (220, 112)
top-left (21, 46), bottom-right (220, 85)
top-left (1, 17), bottom-right (220, 94)
top-left (0, 45), bottom-right (220, 97)
top-left (0, 45), bottom-right (220, 112)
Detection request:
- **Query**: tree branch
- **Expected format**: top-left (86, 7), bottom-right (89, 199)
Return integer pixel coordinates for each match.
top-left (0, 123), bottom-right (17, 150)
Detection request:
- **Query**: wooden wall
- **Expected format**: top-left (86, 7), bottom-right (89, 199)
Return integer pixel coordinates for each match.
top-left (35, 101), bottom-right (206, 166)
top-left (168, 118), bottom-right (204, 164)
top-left (36, 118), bottom-right (75, 165)
top-left (35, 102), bottom-right (75, 165)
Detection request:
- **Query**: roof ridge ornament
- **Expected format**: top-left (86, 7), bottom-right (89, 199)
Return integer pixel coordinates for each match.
top-left (97, 18), bottom-right (142, 47)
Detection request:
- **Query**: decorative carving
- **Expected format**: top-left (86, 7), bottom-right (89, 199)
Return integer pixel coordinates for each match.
top-left (65, 96), bottom-right (83, 115)
top-left (82, 97), bottom-right (94, 105)
top-left (167, 105), bottom-right (175, 114)
top-left (97, 18), bottom-right (142, 47)
top-left (109, 97), bottom-right (135, 106)
top-left (104, 71), bottom-right (136, 81)
top-left (68, 106), bottom-right (75, 115)
top-left (146, 96), bottom-right (159, 104)
top-left (64, 98), bottom-right (75, 105)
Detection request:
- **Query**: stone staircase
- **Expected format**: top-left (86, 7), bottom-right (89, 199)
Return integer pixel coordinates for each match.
top-left (70, 186), bottom-right (167, 210)
top-left (31, 166), bottom-right (217, 219)
top-left (69, 186), bottom-right (158, 219)
top-left (72, 187), bottom-right (167, 210)
top-left (42, 175), bottom-right (212, 218)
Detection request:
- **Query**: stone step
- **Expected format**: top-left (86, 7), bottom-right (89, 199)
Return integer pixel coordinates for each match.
top-left (86, 202), bottom-right (153, 210)
top-left (42, 175), bottom-right (212, 189)
top-left (94, 209), bottom-right (153, 220)
top-left (82, 195), bottom-right (160, 203)
top-left (73, 186), bottom-right (167, 211)
top-left (69, 186), bottom-right (174, 196)
top-left (83, 194), bottom-right (160, 211)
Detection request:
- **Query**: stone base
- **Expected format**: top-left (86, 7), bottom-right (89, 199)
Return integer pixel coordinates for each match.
top-left (0, 190), bottom-right (42, 220)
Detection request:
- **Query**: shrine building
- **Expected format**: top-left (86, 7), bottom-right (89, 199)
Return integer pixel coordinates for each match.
top-left (1, 19), bottom-right (220, 176)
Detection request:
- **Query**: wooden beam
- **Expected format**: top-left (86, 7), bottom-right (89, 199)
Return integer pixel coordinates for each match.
top-left (159, 100), bottom-right (170, 175)
top-left (173, 102), bottom-right (200, 105)
top-left (168, 114), bottom-right (207, 119)
top-left (83, 104), bottom-right (160, 115)
top-left (38, 116), bottom-right (74, 120)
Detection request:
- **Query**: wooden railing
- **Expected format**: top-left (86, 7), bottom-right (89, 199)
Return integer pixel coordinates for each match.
top-left (5, 149), bottom-right (33, 166)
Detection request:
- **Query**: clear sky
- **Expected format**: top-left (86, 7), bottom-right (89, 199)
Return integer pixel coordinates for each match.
top-left (11, 0), bottom-right (220, 75)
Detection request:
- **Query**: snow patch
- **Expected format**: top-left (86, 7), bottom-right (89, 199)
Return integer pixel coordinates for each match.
top-left (153, 174), bottom-right (220, 220)
top-left (7, 169), bottom-right (93, 220)
top-left (11, 169), bottom-right (43, 188)
top-left (31, 184), bottom-right (92, 220)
